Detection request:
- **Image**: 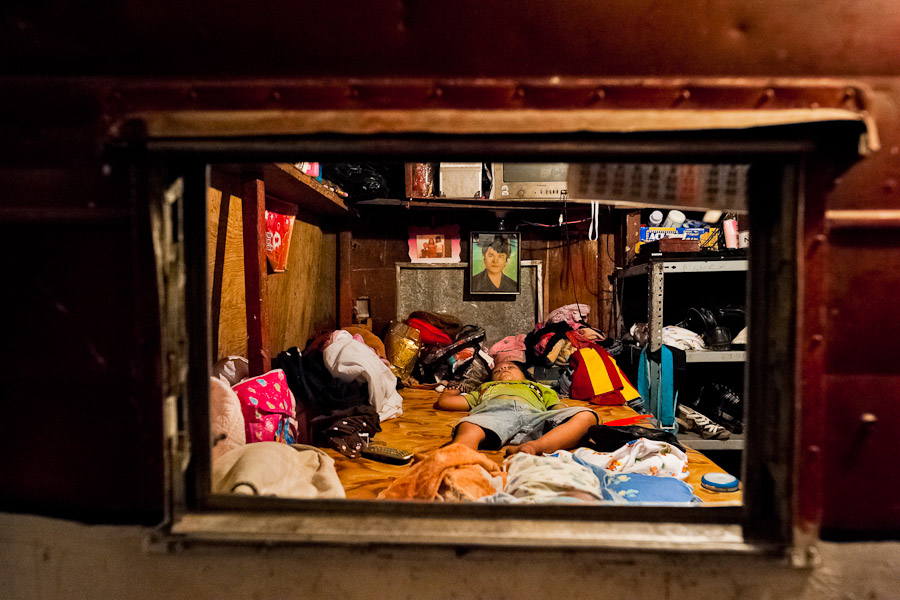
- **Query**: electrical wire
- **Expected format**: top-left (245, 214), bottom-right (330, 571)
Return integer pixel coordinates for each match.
top-left (519, 216), bottom-right (592, 228)
top-left (560, 192), bottom-right (587, 325)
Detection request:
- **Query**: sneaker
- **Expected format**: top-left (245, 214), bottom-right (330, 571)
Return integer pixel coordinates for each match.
top-left (678, 405), bottom-right (731, 440)
top-left (697, 383), bottom-right (744, 434)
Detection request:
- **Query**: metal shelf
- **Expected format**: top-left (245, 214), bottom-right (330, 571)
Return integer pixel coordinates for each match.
top-left (679, 431), bottom-right (745, 451)
top-left (619, 258), bottom-right (748, 278)
top-left (685, 350), bottom-right (747, 363)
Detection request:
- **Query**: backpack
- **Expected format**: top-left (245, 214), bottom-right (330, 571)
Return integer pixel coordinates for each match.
top-left (232, 369), bottom-right (299, 444)
top-left (567, 347), bottom-right (641, 406)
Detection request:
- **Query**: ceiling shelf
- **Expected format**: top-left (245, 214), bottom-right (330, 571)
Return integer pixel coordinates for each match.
top-left (356, 196), bottom-right (604, 210)
top-left (262, 163), bottom-right (349, 216)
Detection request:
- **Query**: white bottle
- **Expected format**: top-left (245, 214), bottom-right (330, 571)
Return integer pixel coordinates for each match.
top-left (648, 210), bottom-right (663, 226)
top-left (661, 210), bottom-right (685, 228)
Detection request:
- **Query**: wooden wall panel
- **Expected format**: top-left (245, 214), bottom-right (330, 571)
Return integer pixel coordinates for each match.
top-left (207, 171), bottom-right (337, 362)
top-left (530, 235), bottom-right (604, 331)
top-left (351, 234), bottom-right (411, 337)
top-left (207, 176), bottom-right (249, 359)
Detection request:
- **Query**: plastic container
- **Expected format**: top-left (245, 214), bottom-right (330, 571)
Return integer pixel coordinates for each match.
top-left (701, 472), bottom-right (740, 493)
top-left (648, 210), bottom-right (663, 226)
top-left (661, 210), bottom-right (685, 228)
top-left (723, 219), bottom-right (739, 249)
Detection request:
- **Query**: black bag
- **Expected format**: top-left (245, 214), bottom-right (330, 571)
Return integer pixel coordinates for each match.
top-left (579, 424), bottom-right (687, 453)
top-left (415, 325), bottom-right (488, 389)
top-left (321, 163), bottom-right (390, 201)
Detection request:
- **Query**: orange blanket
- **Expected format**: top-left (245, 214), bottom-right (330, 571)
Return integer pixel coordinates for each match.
top-left (376, 443), bottom-right (502, 501)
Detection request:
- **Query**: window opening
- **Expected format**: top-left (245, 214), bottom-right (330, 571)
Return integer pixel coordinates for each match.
top-left (202, 158), bottom-right (753, 514)
top-left (152, 126), bottom-right (846, 552)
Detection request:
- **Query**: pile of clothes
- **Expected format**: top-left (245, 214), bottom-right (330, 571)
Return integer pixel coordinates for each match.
top-left (377, 424), bottom-right (700, 505)
top-left (208, 326), bottom-right (409, 499)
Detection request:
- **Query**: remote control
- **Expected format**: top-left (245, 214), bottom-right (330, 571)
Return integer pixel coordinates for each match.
top-left (361, 444), bottom-right (414, 465)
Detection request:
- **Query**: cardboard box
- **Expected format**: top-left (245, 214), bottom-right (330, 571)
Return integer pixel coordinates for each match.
top-left (639, 238), bottom-right (701, 254)
top-left (640, 226), bottom-right (710, 242)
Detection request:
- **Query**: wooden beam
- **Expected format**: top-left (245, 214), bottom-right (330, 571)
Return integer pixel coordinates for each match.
top-left (241, 177), bottom-right (271, 375)
top-left (338, 230), bottom-right (353, 328)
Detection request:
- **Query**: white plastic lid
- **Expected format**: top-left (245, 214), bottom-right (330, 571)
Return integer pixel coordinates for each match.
top-left (701, 472), bottom-right (740, 492)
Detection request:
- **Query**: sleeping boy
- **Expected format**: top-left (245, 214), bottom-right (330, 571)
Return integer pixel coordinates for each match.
top-left (435, 361), bottom-right (599, 455)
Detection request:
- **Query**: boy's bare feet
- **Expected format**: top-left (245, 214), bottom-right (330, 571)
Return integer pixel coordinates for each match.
top-left (505, 441), bottom-right (543, 456)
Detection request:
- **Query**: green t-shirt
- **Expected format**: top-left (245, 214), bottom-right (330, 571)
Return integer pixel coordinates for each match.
top-left (462, 380), bottom-right (559, 412)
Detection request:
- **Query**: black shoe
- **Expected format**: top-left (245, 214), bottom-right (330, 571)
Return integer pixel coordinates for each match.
top-left (696, 383), bottom-right (744, 434)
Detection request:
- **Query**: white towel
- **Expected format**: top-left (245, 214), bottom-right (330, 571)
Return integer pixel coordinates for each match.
top-left (323, 330), bottom-right (403, 421)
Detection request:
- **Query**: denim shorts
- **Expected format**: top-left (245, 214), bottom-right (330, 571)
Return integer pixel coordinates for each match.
top-left (456, 398), bottom-right (598, 450)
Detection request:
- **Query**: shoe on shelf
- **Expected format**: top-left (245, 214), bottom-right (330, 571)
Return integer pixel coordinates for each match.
top-left (677, 404), bottom-right (731, 440)
top-left (697, 383), bottom-right (744, 434)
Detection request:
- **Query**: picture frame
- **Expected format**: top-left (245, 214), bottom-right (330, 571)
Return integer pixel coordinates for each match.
top-left (407, 225), bottom-right (461, 263)
top-left (470, 231), bottom-right (521, 295)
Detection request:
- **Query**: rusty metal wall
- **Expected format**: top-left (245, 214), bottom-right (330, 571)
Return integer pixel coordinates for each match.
top-left (3, 1), bottom-right (900, 78)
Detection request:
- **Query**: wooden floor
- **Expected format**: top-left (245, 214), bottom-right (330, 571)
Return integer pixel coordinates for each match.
top-left (324, 388), bottom-right (742, 504)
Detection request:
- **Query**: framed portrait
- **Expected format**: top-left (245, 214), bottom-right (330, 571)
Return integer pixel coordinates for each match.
top-left (470, 231), bottom-right (520, 295)
top-left (407, 225), bottom-right (461, 263)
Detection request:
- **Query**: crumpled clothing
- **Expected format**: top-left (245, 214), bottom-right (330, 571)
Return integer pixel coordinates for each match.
top-left (546, 304), bottom-right (591, 327)
top-left (567, 438), bottom-right (690, 480)
top-left (310, 404), bottom-right (381, 458)
top-left (376, 443), bottom-right (501, 502)
top-left (662, 326), bottom-right (707, 351)
top-left (406, 317), bottom-right (453, 346)
top-left (632, 323), bottom-right (707, 351)
top-left (343, 326), bottom-right (388, 360)
top-left (323, 330), bottom-right (403, 421)
top-left (212, 442), bottom-right (346, 500)
top-left (489, 334), bottom-right (527, 364)
top-left (496, 452), bottom-right (604, 504)
top-left (212, 355), bottom-right (250, 386)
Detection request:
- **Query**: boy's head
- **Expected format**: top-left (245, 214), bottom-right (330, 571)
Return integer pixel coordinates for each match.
top-left (491, 360), bottom-right (531, 382)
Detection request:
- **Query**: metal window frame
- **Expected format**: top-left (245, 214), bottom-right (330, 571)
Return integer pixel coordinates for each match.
top-left (142, 122), bottom-right (865, 559)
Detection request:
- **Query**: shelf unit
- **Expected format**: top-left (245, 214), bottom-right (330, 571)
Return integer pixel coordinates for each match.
top-left (618, 255), bottom-right (747, 448)
top-left (679, 431), bottom-right (746, 451)
top-left (685, 350), bottom-right (746, 363)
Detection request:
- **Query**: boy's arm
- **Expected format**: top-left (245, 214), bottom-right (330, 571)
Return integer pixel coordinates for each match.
top-left (434, 386), bottom-right (472, 411)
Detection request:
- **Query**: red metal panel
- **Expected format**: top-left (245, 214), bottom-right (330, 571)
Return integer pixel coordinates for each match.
top-left (821, 227), bottom-right (900, 535)
top-left (824, 229), bottom-right (900, 375)
top-left (822, 375), bottom-right (900, 535)
top-left (3, 1), bottom-right (900, 77)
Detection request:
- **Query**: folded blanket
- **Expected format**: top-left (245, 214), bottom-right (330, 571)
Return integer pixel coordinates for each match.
top-left (376, 443), bottom-right (501, 501)
top-left (212, 442), bottom-right (345, 499)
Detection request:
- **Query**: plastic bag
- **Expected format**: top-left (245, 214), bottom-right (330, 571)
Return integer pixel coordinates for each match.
top-left (322, 163), bottom-right (390, 201)
top-left (415, 325), bottom-right (489, 385)
top-left (385, 321), bottom-right (422, 379)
